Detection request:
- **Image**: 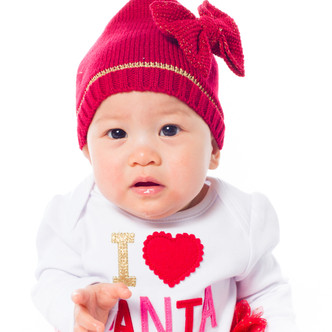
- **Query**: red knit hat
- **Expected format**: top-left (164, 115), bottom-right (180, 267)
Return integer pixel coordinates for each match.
top-left (76, 0), bottom-right (244, 149)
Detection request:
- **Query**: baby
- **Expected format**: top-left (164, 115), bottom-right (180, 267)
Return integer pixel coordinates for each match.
top-left (32, 0), bottom-right (298, 331)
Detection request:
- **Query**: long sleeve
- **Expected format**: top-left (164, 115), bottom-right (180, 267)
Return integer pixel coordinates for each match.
top-left (32, 178), bottom-right (107, 332)
top-left (236, 193), bottom-right (299, 331)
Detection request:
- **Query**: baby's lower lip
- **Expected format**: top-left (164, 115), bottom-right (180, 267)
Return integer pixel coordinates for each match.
top-left (130, 182), bottom-right (164, 196)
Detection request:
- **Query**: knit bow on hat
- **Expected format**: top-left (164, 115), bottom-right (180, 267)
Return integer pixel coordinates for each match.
top-left (150, 0), bottom-right (245, 78)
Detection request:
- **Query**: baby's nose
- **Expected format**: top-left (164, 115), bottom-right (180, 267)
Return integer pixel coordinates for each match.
top-left (128, 144), bottom-right (161, 167)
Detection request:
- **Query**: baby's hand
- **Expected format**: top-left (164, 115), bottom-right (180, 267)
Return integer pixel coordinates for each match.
top-left (71, 282), bottom-right (131, 332)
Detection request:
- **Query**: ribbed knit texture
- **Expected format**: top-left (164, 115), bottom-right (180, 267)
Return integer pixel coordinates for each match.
top-left (76, 0), bottom-right (244, 149)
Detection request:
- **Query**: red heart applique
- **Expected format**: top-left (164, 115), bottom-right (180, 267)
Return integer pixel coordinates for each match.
top-left (143, 232), bottom-right (204, 287)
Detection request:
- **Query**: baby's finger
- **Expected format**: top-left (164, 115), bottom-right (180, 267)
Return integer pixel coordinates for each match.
top-left (71, 288), bottom-right (91, 306)
top-left (74, 304), bottom-right (104, 332)
top-left (96, 283), bottom-right (132, 309)
top-left (73, 323), bottom-right (88, 332)
top-left (74, 324), bottom-right (101, 332)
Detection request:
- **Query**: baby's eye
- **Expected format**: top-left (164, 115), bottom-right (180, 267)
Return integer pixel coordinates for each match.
top-left (107, 128), bottom-right (127, 139)
top-left (160, 124), bottom-right (181, 137)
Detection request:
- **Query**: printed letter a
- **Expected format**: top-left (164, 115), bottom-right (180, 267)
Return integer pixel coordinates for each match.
top-left (114, 300), bottom-right (134, 332)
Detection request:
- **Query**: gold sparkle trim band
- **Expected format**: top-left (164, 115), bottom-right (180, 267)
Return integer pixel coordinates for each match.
top-left (112, 232), bottom-right (136, 287)
top-left (77, 61), bottom-right (219, 115)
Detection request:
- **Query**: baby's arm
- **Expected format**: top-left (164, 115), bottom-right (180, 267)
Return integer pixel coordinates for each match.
top-left (32, 194), bottom-right (126, 331)
top-left (236, 193), bottom-right (298, 331)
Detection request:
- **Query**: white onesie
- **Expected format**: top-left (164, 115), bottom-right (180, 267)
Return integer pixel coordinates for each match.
top-left (32, 176), bottom-right (298, 331)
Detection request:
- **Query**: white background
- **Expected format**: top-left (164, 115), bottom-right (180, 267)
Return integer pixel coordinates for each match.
top-left (0, 0), bottom-right (331, 331)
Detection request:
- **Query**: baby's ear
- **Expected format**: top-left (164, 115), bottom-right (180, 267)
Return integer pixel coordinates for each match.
top-left (209, 137), bottom-right (220, 170)
top-left (82, 145), bottom-right (91, 162)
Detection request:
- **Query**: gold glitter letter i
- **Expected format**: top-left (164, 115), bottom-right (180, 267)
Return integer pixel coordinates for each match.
top-left (111, 233), bottom-right (136, 287)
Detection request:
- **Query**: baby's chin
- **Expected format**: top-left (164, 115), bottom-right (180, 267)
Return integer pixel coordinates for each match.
top-left (98, 185), bottom-right (198, 220)
top-left (120, 204), bottom-right (185, 221)
top-left (123, 208), bottom-right (174, 221)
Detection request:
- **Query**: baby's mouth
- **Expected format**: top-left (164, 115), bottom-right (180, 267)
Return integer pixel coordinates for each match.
top-left (134, 181), bottom-right (160, 187)
top-left (130, 179), bottom-right (164, 195)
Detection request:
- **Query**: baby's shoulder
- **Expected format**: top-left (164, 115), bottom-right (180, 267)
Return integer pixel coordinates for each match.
top-left (208, 177), bottom-right (278, 231)
top-left (42, 175), bottom-right (94, 232)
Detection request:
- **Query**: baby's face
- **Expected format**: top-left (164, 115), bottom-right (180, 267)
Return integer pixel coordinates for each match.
top-left (83, 91), bottom-right (220, 220)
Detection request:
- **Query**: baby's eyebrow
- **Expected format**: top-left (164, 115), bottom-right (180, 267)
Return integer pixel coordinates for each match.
top-left (93, 113), bottom-right (127, 124)
top-left (157, 106), bottom-right (192, 118)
